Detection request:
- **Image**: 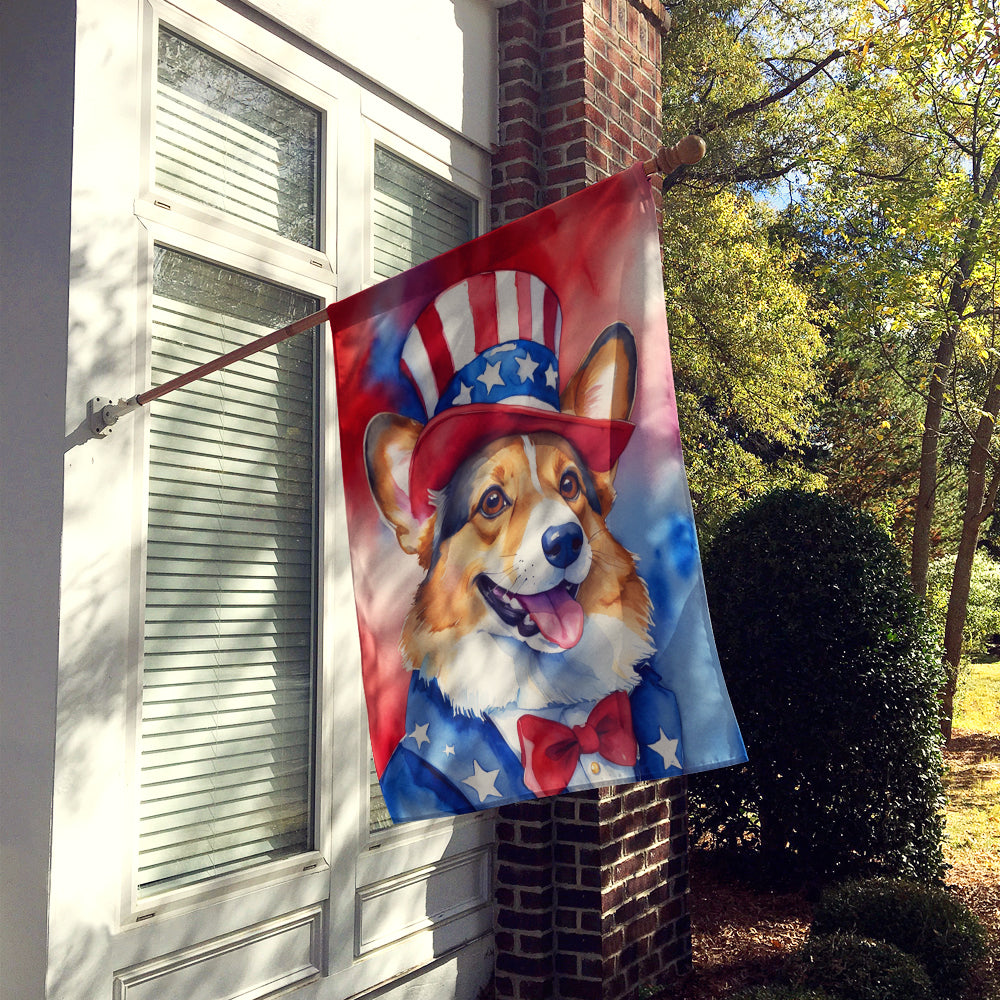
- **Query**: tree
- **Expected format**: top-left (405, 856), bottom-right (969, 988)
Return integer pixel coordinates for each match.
top-left (659, 0), bottom-right (847, 536)
top-left (815, 348), bottom-right (925, 543)
top-left (660, 0), bottom-right (999, 736)
top-left (927, 548), bottom-right (1000, 658)
top-left (799, 0), bottom-right (1000, 735)
top-left (661, 0), bottom-right (853, 195)
top-left (782, 208), bottom-right (926, 542)
top-left (661, 188), bottom-right (825, 536)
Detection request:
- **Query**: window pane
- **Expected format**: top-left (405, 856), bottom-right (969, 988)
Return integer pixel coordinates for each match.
top-left (372, 146), bottom-right (477, 279)
top-left (156, 28), bottom-right (320, 248)
top-left (139, 247), bottom-right (318, 895)
top-left (369, 149), bottom-right (478, 832)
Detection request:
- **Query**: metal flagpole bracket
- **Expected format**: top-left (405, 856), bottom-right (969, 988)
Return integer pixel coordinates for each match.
top-left (88, 395), bottom-right (141, 438)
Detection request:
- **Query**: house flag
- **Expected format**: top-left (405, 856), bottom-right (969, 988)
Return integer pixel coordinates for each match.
top-left (329, 163), bottom-right (746, 823)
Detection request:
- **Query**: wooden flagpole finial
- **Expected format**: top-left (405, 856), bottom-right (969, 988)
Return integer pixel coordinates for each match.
top-left (643, 135), bottom-right (707, 176)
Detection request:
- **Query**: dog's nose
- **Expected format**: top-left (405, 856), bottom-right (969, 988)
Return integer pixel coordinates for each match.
top-left (542, 523), bottom-right (584, 568)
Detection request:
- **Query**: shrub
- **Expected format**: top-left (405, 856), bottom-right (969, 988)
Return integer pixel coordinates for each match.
top-left (692, 488), bottom-right (946, 882)
top-left (811, 878), bottom-right (988, 998)
top-left (792, 933), bottom-right (934, 1000)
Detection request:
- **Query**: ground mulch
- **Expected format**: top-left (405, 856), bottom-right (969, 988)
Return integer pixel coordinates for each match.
top-left (947, 858), bottom-right (1000, 1000)
top-left (943, 728), bottom-right (1000, 1000)
top-left (656, 849), bottom-right (814, 999)
top-left (658, 733), bottom-right (1000, 999)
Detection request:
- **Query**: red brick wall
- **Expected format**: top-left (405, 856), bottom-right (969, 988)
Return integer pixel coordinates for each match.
top-left (492, 0), bottom-right (667, 227)
top-left (494, 783), bottom-right (690, 1000)
top-left (491, 8), bottom-right (690, 998)
top-left (495, 799), bottom-right (557, 997)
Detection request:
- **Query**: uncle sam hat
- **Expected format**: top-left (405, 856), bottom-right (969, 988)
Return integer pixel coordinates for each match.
top-left (400, 270), bottom-right (635, 520)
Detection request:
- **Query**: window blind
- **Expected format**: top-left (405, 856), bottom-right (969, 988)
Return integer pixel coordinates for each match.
top-left (368, 148), bottom-right (477, 832)
top-left (372, 146), bottom-right (477, 281)
top-left (156, 28), bottom-right (320, 248)
top-left (138, 248), bottom-right (318, 895)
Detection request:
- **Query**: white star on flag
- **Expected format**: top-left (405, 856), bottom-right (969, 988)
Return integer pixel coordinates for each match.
top-left (478, 361), bottom-right (505, 393)
top-left (648, 729), bottom-right (681, 770)
top-left (515, 353), bottom-right (539, 383)
top-left (544, 364), bottom-right (559, 389)
top-left (443, 745), bottom-right (455, 756)
top-left (453, 382), bottom-right (473, 405)
top-left (407, 722), bottom-right (430, 749)
top-left (462, 760), bottom-right (501, 803)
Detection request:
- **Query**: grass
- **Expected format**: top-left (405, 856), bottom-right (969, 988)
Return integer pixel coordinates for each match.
top-left (955, 658), bottom-right (1000, 734)
top-left (945, 658), bottom-right (1000, 868)
top-left (941, 657), bottom-right (1000, 1000)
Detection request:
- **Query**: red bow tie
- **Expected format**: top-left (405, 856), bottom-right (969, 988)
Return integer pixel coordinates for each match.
top-left (517, 690), bottom-right (637, 798)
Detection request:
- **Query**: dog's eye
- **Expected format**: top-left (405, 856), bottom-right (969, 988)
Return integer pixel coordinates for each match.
top-left (478, 486), bottom-right (510, 519)
top-left (559, 470), bottom-right (582, 501)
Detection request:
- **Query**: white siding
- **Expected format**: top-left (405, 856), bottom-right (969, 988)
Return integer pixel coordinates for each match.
top-left (8, 0), bottom-right (499, 998)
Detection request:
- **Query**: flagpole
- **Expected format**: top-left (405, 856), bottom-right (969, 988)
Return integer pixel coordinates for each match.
top-left (138, 306), bottom-right (329, 406)
top-left (87, 307), bottom-right (329, 437)
top-left (88, 136), bottom-right (705, 438)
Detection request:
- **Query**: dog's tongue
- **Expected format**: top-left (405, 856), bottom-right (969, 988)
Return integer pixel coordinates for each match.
top-left (518, 588), bottom-right (584, 649)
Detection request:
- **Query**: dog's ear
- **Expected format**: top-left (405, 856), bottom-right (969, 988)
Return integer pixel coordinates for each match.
top-left (561, 323), bottom-right (638, 513)
top-left (364, 413), bottom-right (426, 555)
top-left (560, 322), bottom-right (637, 423)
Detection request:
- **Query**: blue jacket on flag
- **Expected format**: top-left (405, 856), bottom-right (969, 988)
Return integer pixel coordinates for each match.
top-left (379, 662), bottom-right (684, 823)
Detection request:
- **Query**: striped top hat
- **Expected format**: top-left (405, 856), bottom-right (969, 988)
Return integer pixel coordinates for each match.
top-left (401, 270), bottom-right (634, 519)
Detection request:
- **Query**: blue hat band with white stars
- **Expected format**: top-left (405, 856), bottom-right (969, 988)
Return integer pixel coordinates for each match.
top-left (434, 340), bottom-right (560, 418)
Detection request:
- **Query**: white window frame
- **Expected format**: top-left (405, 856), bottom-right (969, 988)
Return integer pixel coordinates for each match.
top-left (361, 114), bottom-right (488, 293)
top-left (326, 89), bottom-right (496, 999)
top-left (122, 225), bottom-right (337, 924)
top-left (123, 0), bottom-right (340, 931)
top-left (110, 0), bottom-right (495, 992)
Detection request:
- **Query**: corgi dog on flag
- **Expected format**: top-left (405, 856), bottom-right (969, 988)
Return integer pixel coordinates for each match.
top-left (364, 271), bottom-right (685, 821)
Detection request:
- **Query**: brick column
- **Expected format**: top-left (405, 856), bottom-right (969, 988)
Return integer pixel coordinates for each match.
top-left (493, 0), bottom-right (544, 226)
top-left (552, 785), bottom-right (690, 997)
top-left (493, 0), bottom-right (667, 225)
top-left (495, 800), bottom-right (556, 999)
top-left (491, 3), bottom-right (691, 999)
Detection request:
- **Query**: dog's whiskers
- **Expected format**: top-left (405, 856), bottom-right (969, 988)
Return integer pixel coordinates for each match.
top-left (587, 547), bottom-right (629, 573)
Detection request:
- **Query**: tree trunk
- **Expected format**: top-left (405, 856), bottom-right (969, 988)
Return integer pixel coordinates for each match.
top-left (940, 374), bottom-right (1000, 740)
top-left (910, 328), bottom-right (956, 598)
top-left (911, 160), bottom-right (1000, 596)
